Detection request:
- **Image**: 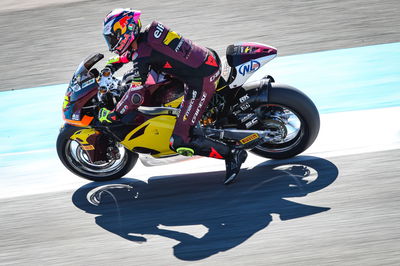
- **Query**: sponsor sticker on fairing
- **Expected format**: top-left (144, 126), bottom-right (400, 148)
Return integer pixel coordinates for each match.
top-left (81, 145), bottom-right (95, 151)
top-left (240, 133), bottom-right (259, 144)
top-left (240, 113), bottom-right (254, 123)
top-left (82, 78), bottom-right (95, 88)
top-left (238, 60), bottom-right (260, 76)
top-left (245, 117), bottom-right (258, 128)
top-left (240, 103), bottom-right (250, 111)
top-left (239, 94), bottom-right (250, 103)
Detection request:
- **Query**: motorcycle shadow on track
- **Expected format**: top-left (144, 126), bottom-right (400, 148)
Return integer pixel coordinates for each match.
top-left (72, 156), bottom-right (338, 261)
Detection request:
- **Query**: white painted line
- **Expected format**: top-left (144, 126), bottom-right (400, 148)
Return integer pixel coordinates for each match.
top-left (0, 107), bottom-right (399, 200)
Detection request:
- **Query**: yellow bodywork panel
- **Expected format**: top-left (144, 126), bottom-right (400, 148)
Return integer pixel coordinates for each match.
top-left (70, 128), bottom-right (99, 144)
top-left (70, 128), bottom-right (99, 150)
top-left (121, 115), bottom-right (177, 158)
top-left (63, 96), bottom-right (69, 109)
top-left (164, 96), bottom-right (183, 108)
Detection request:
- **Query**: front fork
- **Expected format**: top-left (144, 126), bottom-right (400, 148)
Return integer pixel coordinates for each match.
top-left (70, 127), bottom-right (110, 163)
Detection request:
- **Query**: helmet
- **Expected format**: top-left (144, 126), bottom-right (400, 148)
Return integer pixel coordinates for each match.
top-left (103, 8), bottom-right (142, 55)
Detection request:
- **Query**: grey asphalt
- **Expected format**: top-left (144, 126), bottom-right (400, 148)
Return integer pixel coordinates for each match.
top-left (0, 150), bottom-right (399, 265)
top-left (0, 0), bottom-right (399, 91)
top-left (1, 0), bottom-right (400, 265)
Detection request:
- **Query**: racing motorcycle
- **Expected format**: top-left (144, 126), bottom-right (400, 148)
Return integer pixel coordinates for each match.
top-left (57, 42), bottom-right (320, 182)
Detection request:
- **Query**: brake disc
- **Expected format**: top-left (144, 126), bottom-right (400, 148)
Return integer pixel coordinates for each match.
top-left (262, 118), bottom-right (288, 143)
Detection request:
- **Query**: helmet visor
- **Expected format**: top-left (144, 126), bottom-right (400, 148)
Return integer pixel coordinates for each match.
top-left (104, 33), bottom-right (119, 52)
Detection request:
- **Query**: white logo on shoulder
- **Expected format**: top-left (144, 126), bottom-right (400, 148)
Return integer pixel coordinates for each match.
top-left (154, 23), bottom-right (165, 39)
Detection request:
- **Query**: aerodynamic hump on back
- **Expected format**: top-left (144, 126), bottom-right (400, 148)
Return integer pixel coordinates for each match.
top-left (226, 42), bottom-right (277, 88)
top-left (226, 42), bottom-right (277, 67)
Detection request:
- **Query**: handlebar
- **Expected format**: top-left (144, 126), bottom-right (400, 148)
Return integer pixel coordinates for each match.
top-left (97, 70), bottom-right (122, 103)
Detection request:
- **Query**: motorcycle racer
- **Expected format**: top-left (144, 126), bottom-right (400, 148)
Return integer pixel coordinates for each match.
top-left (99, 8), bottom-right (247, 184)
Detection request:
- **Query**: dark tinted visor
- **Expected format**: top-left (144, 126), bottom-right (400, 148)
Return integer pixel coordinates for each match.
top-left (104, 33), bottom-right (118, 52)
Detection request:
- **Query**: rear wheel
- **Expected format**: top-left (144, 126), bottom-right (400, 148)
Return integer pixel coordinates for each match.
top-left (56, 125), bottom-right (138, 181)
top-left (251, 83), bottom-right (320, 159)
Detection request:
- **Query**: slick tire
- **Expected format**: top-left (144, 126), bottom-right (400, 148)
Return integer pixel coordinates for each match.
top-left (56, 124), bottom-right (138, 181)
top-left (251, 83), bottom-right (320, 159)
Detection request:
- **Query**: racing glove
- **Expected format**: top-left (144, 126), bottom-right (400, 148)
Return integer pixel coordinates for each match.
top-left (98, 108), bottom-right (119, 124)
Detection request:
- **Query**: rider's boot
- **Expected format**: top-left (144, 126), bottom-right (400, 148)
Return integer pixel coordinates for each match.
top-left (170, 134), bottom-right (247, 184)
top-left (224, 148), bottom-right (248, 184)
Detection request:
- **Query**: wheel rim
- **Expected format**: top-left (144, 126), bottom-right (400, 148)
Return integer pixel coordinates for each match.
top-left (65, 139), bottom-right (128, 178)
top-left (255, 104), bottom-right (305, 153)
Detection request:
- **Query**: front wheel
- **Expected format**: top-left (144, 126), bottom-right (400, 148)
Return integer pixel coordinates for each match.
top-left (56, 125), bottom-right (138, 181)
top-left (251, 83), bottom-right (320, 159)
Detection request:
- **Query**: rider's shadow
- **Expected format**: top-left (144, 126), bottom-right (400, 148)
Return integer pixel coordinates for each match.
top-left (72, 156), bottom-right (338, 261)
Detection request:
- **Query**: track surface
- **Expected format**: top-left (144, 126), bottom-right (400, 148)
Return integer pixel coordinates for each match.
top-left (1, 0), bottom-right (400, 265)
top-left (0, 0), bottom-right (399, 91)
top-left (1, 151), bottom-right (399, 265)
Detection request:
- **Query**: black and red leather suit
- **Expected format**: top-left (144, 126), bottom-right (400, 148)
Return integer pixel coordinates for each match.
top-left (106, 21), bottom-right (229, 158)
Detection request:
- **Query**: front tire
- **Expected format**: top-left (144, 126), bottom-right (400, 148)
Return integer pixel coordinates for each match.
top-left (251, 83), bottom-right (320, 159)
top-left (56, 124), bottom-right (138, 181)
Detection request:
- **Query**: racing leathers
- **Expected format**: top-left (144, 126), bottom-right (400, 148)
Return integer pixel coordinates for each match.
top-left (104, 21), bottom-right (231, 160)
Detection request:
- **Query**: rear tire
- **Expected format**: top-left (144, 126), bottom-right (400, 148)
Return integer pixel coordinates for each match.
top-left (56, 124), bottom-right (138, 181)
top-left (251, 83), bottom-right (320, 159)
